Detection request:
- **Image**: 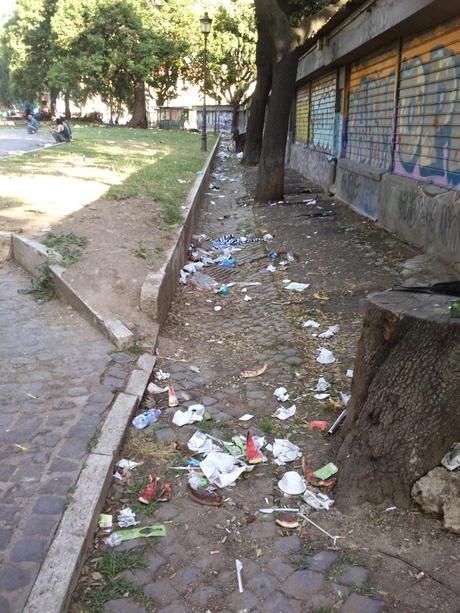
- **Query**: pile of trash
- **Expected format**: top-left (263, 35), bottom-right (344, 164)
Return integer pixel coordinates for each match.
top-left (179, 232), bottom-right (274, 288)
top-left (100, 459), bottom-right (168, 548)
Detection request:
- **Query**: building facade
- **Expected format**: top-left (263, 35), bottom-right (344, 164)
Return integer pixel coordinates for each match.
top-left (288, 0), bottom-right (460, 269)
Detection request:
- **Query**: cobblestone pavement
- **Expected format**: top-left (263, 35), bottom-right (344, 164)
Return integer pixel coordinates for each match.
top-left (0, 262), bottom-right (139, 612)
top-left (0, 127), bottom-right (54, 157)
top-left (71, 142), bottom-right (460, 613)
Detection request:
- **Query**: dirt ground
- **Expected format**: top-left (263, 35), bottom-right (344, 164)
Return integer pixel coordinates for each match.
top-left (0, 126), bottom-right (208, 338)
top-left (71, 142), bottom-right (460, 613)
top-left (55, 194), bottom-right (175, 337)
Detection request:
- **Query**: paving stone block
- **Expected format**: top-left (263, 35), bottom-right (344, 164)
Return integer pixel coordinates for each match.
top-left (119, 568), bottom-right (152, 586)
top-left (274, 535), bottom-right (301, 553)
top-left (144, 579), bottom-right (179, 606)
top-left (282, 569), bottom-right (326, 600)
top-left (156, 602), bottom-right (191, 613)
top-left (0, 564), bottom-right (31, 590)
top-left (246, 571), bottom-right (278, 598)
top-left (105, 598), bottom-right (148, 613)
top-left (225, 590), bottom-right (260, 612)
top-left (267, 557), bottom-right (295, 580)
top-left (307, 550), bottom-right (339, 572)
top-left (341, 592), bottom-right (385, 613)
top-left (0, 528), bottom-right (12, 550)
top-left (0, 595), bottom-right (11, 613)
top-left (9, 538), bottom-right (46, 563)
top-left (336, 564), bottom-right (369, 588)
top-left (262, 591), bottom-right (302, 613)
top-left (32, 496), bottom-right (65, 515)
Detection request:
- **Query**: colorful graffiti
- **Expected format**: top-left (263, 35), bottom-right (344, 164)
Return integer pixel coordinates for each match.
top-left (309, 73), bottom-right (336, 154)
top-left (346, 45), bottom-right (397, 171)
top-left (394, 36), bottom-right (460, 189)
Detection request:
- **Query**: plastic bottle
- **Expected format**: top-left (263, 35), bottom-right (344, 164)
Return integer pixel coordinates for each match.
top-left (132, 408), bottom-right (161, 429)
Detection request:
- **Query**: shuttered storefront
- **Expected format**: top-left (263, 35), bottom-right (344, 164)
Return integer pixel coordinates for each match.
top-left (395, 18), bottom-right (460, 190)
top-left (309, 72), bottom-right (336, 154)
top-left (295, 84), bottom-right (310, 144)
top-left (346, 44), bottom-right (398, 170)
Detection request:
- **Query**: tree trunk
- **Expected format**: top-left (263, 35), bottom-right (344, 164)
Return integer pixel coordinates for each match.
top-left (336, 290), bottom-right (460, 512)
top-left (243, 60), bottom-right (272, 166)
top-left (64, 91), bottom-right (71, 119)
top-left (127, 80), bottom-right (147, 128)
top-left (231, 102), bottom-right (239, 137)
top-left (254, 49), bottom-right (299, 202)
top-left (50, 92), bottom-right (57, 117)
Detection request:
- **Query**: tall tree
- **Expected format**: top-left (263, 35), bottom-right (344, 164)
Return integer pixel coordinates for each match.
top-left (186, 0), bottom-right (256, 133)
top-left (3, 0), bottom-right (59, 108)
top-left (248, 0), bottom-right (349, 202)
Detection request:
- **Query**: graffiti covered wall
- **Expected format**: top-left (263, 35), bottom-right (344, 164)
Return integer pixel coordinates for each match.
top-left (295, 84), bottom-right (310, 144)
top-left (394, 17), bottom-right (460, 191)
top-left (309, 72), bottom-right (337, 154)
top-left (347, 44), bottom-right (398, 170)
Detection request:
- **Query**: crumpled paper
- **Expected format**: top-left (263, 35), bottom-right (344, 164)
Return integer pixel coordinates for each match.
top-left (117, 507), bottom-right (139, 528)
top-left (274, 387), bottom-right (289, 402)
top-left (314, 377), bottom-right (330, 392)
top-left (272, 405), bottom-right (296, 420)
top-left (172, 404), bottom-right (205, 427)
top-left (272, 439), bottom-right (302, 465)
top-left (317, 348), bottom-right (336, 364)
top-left (318, 325), bottom-right (339, 338)
top-left (187, 431), bottom-right (218, 455)
top-left (200, 451), bottom-right (249, 488)
top-left (303, 488), bottom-right (334, 510)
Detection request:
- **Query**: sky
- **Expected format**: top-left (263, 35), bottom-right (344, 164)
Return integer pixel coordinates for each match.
top-left (0, 0), bottom-right (16, 24)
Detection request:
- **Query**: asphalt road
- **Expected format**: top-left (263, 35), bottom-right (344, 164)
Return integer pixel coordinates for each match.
top-left (0, 126), bottom-right (54, 157)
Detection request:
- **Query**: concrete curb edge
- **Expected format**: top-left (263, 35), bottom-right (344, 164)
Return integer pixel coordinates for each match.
top-left (141, 135), bottom-right (221, 325)
top-left (23, 353), bottom-right (156, 613)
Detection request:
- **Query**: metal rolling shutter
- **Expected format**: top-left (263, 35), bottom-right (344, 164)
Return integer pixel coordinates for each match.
top-left (309, 72), bottom-right (336, 154)
top-left (395, 17), bottom-right (460, 190)
top-left (295, 84), bottom-right (310, 144)
top-left (347, 44), bottom-right (398, 170)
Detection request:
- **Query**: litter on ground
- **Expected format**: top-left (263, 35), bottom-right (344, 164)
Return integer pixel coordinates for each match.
top-left (316, 348), bottom-right (336, 364)
top-left (172, 404), bottom-right (205, 426)
top-left (285, 282), bottom-right (310, 292)
top-left (274, 386), bottom-right (289, 402)
top-left (278, 471), bottom-right (307, 495)
top-left (303, 319), bottom-right (320, 328)
top-left (272, 405), bottom-right (296, 420)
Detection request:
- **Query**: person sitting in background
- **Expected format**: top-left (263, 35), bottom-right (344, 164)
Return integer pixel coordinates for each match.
top-left (52, 117), bottom-right (71, 143)
top-left (27, 114), bottom-right (39, 134)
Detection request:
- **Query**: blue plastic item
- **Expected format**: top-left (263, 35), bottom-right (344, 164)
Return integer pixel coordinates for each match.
top-left (132, 409), bottom-right (161, 429)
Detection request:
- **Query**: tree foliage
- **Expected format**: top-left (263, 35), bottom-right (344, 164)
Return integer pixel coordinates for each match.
top-left (1, 0), bottom-right (194, 122)
top-left (186, 0), bottom-right (256, 115)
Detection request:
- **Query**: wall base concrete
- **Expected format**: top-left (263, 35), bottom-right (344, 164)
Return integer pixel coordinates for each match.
top-left (288, 154), bottom-right (460, 271)
top-left (288, 142), bottom-right (336, 191)
top-left (379, 174), bottom-right (460, 272)
top-left (335, 158), bottom-right (384, 221)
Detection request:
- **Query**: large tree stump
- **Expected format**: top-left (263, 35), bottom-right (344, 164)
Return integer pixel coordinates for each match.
top-left (336, 289), bottom-right (460, 511)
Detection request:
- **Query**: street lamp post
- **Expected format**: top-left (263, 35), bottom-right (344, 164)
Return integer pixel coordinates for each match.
top-left (200, 12), bottom-right (212, 152)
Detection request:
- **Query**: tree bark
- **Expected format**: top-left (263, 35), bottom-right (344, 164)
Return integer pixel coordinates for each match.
top-left (336, 290), bottom-right (460, 511)
top-left (127, 80), bottom-right (147, 128)
top-left (50, 91), bottom-right (57, 117)
top-left (242, 60), bottom-right (272, 165)
top-left (254, 48), bottom-right (299, 202)
top-left (64, 91), bottom-right (71, 119)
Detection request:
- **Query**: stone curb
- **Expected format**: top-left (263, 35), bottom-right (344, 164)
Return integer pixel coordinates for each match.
top-left (24, 353), bottom-right (156, 613)
top-left (141, 135), bottom-right (221, 326)
top-left (8, 234), bottom-right (134, 349)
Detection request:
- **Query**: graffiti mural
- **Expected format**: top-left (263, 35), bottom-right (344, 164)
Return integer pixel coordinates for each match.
top-left (346, 44), bottom-right (398, 170)
top-left (394, 20), bottom-right (460, 190)
top-left (309, 73), bottom-right (336, 154)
